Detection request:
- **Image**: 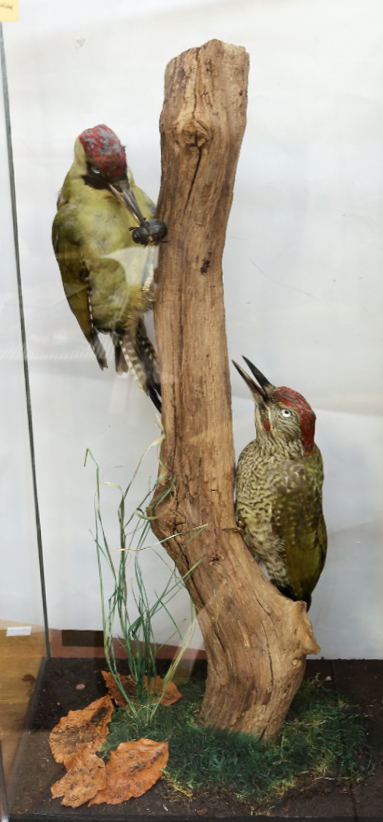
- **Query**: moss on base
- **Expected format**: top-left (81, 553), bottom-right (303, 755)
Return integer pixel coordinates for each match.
top-left (100, 671), bottom-right (373, 804)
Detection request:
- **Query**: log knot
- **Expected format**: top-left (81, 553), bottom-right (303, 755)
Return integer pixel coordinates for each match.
top-left (181, 118), bottom-right (209, 150)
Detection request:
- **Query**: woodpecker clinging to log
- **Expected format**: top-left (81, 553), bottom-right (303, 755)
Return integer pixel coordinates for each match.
top-left (233, 357), bottom-right (327, 610)
top-left (52, 124), bottom-right (167, 411)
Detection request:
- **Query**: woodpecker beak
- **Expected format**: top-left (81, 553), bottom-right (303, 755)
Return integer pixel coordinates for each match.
top-left (241, 357), bottom-right (274, 395)
top-left (232, 360), bottom-right (268, 400)
top-left (109, 179), bottom-right (148, 229)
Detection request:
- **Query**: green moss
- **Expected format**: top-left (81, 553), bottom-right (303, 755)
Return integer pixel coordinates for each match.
top-left (99, 673), bottom-right (373, 803)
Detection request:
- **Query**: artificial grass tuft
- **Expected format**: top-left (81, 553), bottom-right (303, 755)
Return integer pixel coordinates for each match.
top-left (100, 671), bottom-right (373, 803)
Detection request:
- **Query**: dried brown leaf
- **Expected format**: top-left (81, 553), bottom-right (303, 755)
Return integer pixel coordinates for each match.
top-left (157, 678), bottom-right (182, 706)
top-left (101, 671), bottom-right (136, 705)
top-left (50, 695), bottom-right (114, 763)
top-left (51, 745), bottom-right (106, 808)
top-left (102, 671), bottom-right (181, 707)
top-left (89, 738), bottom-right (169, 805)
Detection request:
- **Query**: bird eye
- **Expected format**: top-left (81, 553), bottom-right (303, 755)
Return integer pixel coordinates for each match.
top-left (281, 408), bottom-right (291, 418)
top-left (91, 166), bottom-right (101, 175)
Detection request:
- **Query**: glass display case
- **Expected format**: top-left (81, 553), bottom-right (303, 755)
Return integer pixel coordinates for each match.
top-left (1, 2), bottom-right (383, 820)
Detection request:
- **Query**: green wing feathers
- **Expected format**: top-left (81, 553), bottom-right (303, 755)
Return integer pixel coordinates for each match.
top-left (53, 207), bottom-right (93, 344)
top-left (272, 463), bottom-right (327, 602)
top-left (52, 206), bottom-right (108, 368)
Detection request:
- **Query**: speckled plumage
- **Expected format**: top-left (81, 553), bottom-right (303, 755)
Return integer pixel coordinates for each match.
top-left (52, 125), bottom-right (163, 410)
top-left (234, 358), bottom-right (327, 609)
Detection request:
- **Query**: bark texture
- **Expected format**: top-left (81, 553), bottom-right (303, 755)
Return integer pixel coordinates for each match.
top-left (151, 39), bottom-right (319, 738)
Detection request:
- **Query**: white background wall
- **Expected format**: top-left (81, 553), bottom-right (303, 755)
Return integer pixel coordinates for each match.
top-left (1, 0), bottom-right (383, 658)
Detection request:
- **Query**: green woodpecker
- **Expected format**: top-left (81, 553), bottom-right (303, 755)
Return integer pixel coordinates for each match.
top-left (233, 357), bottom-right (327, 610)
top-left (52, 124), bottom-right (167, 411)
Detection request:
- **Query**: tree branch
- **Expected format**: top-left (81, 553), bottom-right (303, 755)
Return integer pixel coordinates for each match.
top-left (151, 39), bottom-right (319, 738)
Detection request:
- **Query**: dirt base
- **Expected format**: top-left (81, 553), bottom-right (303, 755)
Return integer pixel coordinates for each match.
top-left (8, 658), bottom-right (383, 821)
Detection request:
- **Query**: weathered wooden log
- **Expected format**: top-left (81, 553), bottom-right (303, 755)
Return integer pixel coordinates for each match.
top-left (151, 39), bottom-right (319, 738)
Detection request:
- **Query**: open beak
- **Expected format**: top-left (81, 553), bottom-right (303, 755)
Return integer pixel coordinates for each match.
top-left (232, 360), bottom-right (268, 400)
top-left (109, 179), bottom-right (148, 229)
top-left (241, 357), bottom-right (273, 394)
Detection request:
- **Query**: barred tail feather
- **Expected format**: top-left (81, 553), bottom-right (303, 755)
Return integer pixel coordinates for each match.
top-left (114, 342), bottom-right (128, 373)
top-left (91, 330), bottom-right (108, 370)
top-left (117, 322), bottom-right (161, 412)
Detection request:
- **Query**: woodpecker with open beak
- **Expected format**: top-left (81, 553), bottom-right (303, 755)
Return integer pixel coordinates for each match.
top-left (233, 357), bottom-right (327, 610)
top-left (52, 124), bottom-right (167, 411)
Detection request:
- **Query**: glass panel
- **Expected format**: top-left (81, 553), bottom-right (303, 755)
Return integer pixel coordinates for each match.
top-left (0, 27), bottom-right (48, 812)
top-left (1, 2), bottom-right (382, 819)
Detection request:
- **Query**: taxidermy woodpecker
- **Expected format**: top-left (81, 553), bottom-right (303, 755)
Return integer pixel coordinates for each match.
top-left (233, 357), bottom-right (327, 610)
top-left (52, 124), bottom-right (167, 411)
